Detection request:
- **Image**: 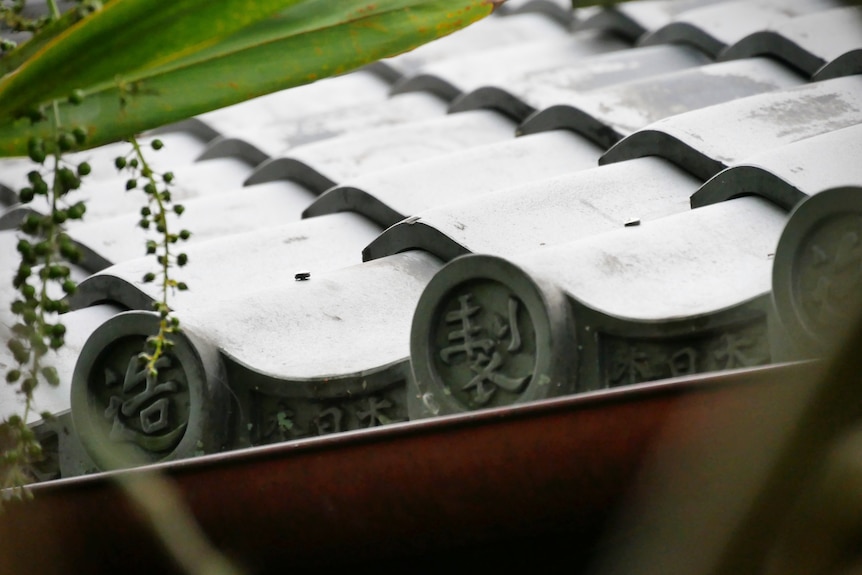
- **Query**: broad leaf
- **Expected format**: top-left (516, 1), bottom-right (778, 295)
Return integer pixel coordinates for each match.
top-left (0, 6), bottom-right (89, 78)
top-left (0, 0), bottom-right (308, 120)
top-left (0, 0), bottom-right (500, 156)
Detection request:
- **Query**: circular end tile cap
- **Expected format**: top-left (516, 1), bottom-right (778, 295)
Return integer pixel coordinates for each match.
top-left (71, 311), bottom-right (227, 470)
top-left (411, 255), bottom-right (574, 415)
top-left (773, 187), bottom-right (862, 356)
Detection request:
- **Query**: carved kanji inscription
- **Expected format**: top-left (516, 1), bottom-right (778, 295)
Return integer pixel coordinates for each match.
top-left (92, 338), bottom-right (190, 455)
top-left (601, 321), bottom-right (769, 388)
top-left (249, 388), bottom-right (406, 446)
top-left (795, 214), bottom-right (862, 335)
top-left (432, 282), bottom-right (536, 409)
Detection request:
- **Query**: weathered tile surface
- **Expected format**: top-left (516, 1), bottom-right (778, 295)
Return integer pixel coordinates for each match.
top-left (305, 130), bottom-right (603, 227)
top-left (2, 0), bottom-right (861, 475)
top-left (722, 6), bottom-right (862, 79)
top-left (409, 197), bottom-right (786, 416)
top-left (692, 123), bottom-right (862, 209)
top-left (602, 76), bottom-right (862, 178)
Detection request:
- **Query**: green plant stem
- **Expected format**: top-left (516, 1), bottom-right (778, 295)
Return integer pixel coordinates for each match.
top-left (118, 471), bottom-right (245, 575)
top-left (129, 135), bottom-right (172, 374)
top-left (46, 0), bottom-right (61, 20)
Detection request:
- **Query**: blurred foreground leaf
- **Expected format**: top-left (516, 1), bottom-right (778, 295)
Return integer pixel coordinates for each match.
top-left (0, 0), bottom-right (501, 155)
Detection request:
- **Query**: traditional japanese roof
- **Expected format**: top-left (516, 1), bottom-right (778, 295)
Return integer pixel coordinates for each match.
top-left (1, 0), bottom-right (861, 479)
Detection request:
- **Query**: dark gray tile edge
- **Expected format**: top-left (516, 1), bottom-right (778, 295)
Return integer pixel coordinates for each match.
top-left (0, 182), bottom-right (18, 206)
top-left (692, 166), bottom-right (806, 210)
top-left (226, 354), bottom-right (408, 402)
top-left (720, 31), bottom-right (826, 77)
top-left (575, 7), bottom-right (647, 40)
top-left (362, 61), bottom-right (405, 85)
top-left (244, 156), bottom-right (336, 193)
top-left (0, 206), bottom-right (113, 272)
top-left (363, 220), bottom-right (471, 263)
top-left (302, 186), bottom-right (405, 228)
top-left (640, 22), bottom-right (725, 57)
top-left (815, 49), bottom-right (862, 81)
top-left (599, 128), bottom-right (723, 180)
top-left (229, 357), bottom-right (410, 449)
top-left (197, 136), bottom-right (271, 165)
top-left (449, 87), bottom-right (538, 123)
top-left (0, 203), bottom-right (26, 230)
top-left (390, 73), bottom-right (462, 102)
top-left (149, 117), bottom-right (222, 143)
top-left (518, 104), bottom-right (622, 149)
top-left (70, 274), bottom-right (152, 311)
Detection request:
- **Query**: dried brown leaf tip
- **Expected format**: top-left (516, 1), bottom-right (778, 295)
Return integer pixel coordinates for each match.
top-left (486, 0), bottom-right (507, 11)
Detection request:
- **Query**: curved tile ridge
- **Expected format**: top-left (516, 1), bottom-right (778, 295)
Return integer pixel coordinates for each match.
top-left (519, 57), bottom-right (804, 148)
top-left (220, 92), bottom-right (449, 159)
top-left (304, 130), bottom-right (602, 227)
top-left (379, 12), bottom-right (571, 80)
top-left (692, 123), bottom-right (862, 209)
top-left (188, 251), bottom-right (443, 381)
top-left (0, 206), bottom-right (113, 272)
top-left (721, 6), bottom-right (862, 80)
top-left (246, 110), bottom-right (518, 190)
top-left (196, 136), bottom-right (271, 165)
top-left (244, 157), bottom-right (338, 193)
top-left (66, 252), bottom-right (443, 469)
top-left (0, 182), bottom-right (17, 208)
top-left (449, 87), bottom-right (538, 123)
top-left (71, 212), bottom-right (381, 311)
top-left (3, 155), bottom-right (257, 235)
top-left (514, 198), bottom-right (786, 321)
top-left (0, 229), bottom-right (120, 425)
top-left (454, 44), bottom-right (710, 121)
top-left (575, 0), bottom-right (727, 41)
top-left (392, 32), bottom-right (629, 102)
top-left (65, 179), bottom-right (317, 268)
top-left (0, 301), bottom-right (120, 425)
top-left (639, 0), bottom-right (837, 58)
top-left (364, 220), bottom-right (471, 264)
top-left (0, 129), bottom-right (210, 196)
top-left (149, 117), bottom-right (221, 146)
top-left (364, 157), bottom-right (700, 262)
top-left (601, 75), bottom-right (862, 180)
top-left (408, 196), bottom-right (786, 415)
top-left (195, 70), bottom-right (392, 140)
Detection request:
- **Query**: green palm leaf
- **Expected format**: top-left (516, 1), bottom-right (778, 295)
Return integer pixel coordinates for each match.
top-left (0, 0), bottom-right (500, 156)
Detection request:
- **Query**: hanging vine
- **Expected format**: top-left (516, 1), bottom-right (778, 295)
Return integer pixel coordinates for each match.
top-left (115, 133), bottom-right (190, 375)
top-left (3, 95), bottom-right (88, 495)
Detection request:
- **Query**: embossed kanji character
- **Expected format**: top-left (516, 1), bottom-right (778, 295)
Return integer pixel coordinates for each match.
top-left (668, 347), bottom-right (697, 377)
top-left (439, 294), bottom-right (495, 364)
top-left (608, 345), bottom-right (651, 386)
top-left (259, 401), bottom-right (304, 443)
top-left (356, 396), bottom-right (400, 428)
top-left (104, 355), bottom-right (186, 451)
top-left (462, 351), bottom-right (529, 405)
top-left (313, 407), bottom-right (343, 435)
top-left (713, 333), bottom-right (761, 369)
top-left (439, 293), bottom-right (532, 405)
top-left (810, 230), bottom-right (862, 323)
